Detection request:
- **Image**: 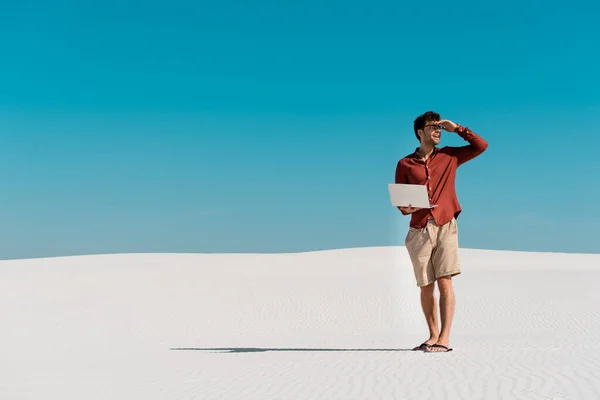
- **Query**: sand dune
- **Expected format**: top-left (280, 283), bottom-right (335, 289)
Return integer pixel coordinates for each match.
top-left (1, 246), bottom-right (599, 399)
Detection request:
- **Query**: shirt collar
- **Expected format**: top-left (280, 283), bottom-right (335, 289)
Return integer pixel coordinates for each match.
top-left (411, 146), bottom-right (438, 161)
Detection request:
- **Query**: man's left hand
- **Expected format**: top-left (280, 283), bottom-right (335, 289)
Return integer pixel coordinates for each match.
top-left (439, 119), bottom-right (458, 132)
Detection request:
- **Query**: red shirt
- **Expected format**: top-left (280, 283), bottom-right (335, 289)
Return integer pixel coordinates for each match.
top-left (394, 126), bottom-right (488, 229)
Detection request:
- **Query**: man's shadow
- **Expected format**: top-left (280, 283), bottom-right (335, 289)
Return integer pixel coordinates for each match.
top-left (170, 347), bottom-right (414, 353)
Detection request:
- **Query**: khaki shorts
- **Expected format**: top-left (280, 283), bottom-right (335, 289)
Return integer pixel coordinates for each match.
top-left (404, 218), bottom-right (461, 287)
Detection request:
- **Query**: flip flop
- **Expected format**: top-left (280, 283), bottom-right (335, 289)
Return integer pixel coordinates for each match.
top-left (412, 342), bottom-right (432, 351)
top-left (425, 344), bottom-right (453, 352)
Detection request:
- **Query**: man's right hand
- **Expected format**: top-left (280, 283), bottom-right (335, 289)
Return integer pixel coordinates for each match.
top-left (399, 205), bottom-right (421, 214)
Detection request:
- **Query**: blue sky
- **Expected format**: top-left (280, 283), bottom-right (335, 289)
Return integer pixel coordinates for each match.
top-left (1, 0), bottom-right (599, 259)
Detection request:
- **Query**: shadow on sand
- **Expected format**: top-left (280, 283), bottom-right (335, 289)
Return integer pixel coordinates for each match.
top-left (170, 347), bottom-right (414, 353)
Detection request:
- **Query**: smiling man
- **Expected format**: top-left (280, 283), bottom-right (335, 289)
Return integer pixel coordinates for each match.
top-left (395, 111), bottom-right (488, 353)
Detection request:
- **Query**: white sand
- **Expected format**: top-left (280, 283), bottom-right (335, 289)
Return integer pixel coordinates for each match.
top-left (1, 246), bottom-right (599, 399)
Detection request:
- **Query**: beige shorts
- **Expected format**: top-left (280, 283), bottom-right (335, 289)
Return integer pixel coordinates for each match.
top-left (404, 218), bottom-right (461, 287)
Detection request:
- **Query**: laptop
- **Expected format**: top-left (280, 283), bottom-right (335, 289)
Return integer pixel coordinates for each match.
top-left (388, 183), bottom-right (437, 209)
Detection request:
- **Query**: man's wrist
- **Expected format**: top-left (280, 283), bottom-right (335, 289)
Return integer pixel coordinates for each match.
top-left (454, 124), bottom-right (466, 134)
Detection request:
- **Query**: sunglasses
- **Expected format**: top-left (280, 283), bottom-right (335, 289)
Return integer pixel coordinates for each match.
top-left (424, 123), bottom-right (442, 130)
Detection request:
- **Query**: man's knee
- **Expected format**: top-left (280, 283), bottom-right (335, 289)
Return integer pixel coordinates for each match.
top-left (420, 282), bottom-right (435, 296)
top-left (436, 276), bottom-right (454, 294)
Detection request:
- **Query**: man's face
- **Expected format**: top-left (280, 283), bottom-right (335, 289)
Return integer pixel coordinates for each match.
top-left (419, 120), bottom-right (442, 145)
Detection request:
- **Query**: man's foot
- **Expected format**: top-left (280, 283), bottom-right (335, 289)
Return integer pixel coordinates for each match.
top-left (412, 342), bottom-right (431, 351)
top-left (412, 337), bottom-right (438, 351)
top-left (425, 343), bottom-right (453, 352)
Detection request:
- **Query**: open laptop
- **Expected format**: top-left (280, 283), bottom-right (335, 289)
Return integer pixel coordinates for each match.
top-left (388, 183), bottom-right (437, 209)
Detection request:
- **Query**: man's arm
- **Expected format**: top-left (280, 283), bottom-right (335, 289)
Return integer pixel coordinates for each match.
top-left (439, 120), bottom-right (488, 166)
top-left (394, 160), bottom-right (420, 215)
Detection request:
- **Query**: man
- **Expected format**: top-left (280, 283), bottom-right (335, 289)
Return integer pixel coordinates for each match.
top-left (395, 111), bottom-right (488, 353)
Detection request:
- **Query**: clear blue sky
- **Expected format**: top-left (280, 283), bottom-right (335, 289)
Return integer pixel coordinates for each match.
top-left (1, 0), bottom-right (599, 259)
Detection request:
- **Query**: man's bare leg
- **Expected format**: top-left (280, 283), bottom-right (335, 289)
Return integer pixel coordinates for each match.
top-left (420, 282), bottom-right (439, 345)
top-left (428, 276), bottom-right (455, 351)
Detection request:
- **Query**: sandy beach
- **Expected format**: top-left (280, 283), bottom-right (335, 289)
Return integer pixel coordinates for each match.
top-left (1, 246), bottom-right (599, 399)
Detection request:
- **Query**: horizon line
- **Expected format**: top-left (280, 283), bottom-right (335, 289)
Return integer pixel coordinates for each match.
top-left (2, 244), bottom-right (599, 262)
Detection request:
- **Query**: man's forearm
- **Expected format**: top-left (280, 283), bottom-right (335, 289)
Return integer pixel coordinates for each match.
top-left (450, 125), bottom-right (488, 165)
top-left (455, 125), bottom-right (488, 153)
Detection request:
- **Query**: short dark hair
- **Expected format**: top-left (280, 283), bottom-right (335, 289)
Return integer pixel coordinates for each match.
top-left (413, 111), bottom-right (441, 141)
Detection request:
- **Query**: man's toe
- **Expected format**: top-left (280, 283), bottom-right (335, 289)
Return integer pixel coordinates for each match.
top-left (426, 344), bottom-right (452, 352)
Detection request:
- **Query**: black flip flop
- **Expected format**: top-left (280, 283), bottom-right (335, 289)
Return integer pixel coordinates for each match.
top-left (425, 344), bottom-right (453, 352)
top-left (412, 342), bottom-right (432, 351)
